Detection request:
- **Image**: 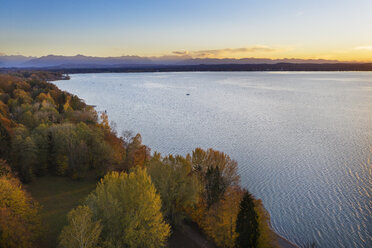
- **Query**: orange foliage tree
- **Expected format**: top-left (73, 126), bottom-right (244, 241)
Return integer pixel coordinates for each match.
top-left (203, 186), bottom-right (244, 248)
top-left (0, 160), bottom-right (41, 248)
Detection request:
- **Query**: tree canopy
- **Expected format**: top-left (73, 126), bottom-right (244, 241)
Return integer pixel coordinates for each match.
top-left (0, 160), bottom-right (41, 248)
top-left (147, 153), bottom-right (199, 226)
top-left (59, 205), bottom-right (102, 248)
top-left (236, 191), bottom-right (259, 248)
top-left (85, 167), bottom-right (170, 248)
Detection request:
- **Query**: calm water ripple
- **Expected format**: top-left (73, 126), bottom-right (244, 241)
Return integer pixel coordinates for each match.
top-left (55, 72), bottom-right (372, 248)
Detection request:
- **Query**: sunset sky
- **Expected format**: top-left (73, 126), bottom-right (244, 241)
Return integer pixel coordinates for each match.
top-left (1, 0), bottom-right (372, 61)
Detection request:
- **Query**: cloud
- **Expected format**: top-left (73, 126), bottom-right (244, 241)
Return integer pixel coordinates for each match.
top-left (353, 46), bottom-right (372, 51)
top-left (172, 45), bottom-right (278, 58)
top-left (172, 51), bottom-right (190, 55)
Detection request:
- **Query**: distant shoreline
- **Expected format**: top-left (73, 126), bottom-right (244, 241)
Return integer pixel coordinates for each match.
top-left (1, 62), bottom-right (372, 73)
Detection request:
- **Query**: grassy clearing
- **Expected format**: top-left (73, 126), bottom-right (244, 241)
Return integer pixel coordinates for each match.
top-left (27, 174), bottom-right (97, 248)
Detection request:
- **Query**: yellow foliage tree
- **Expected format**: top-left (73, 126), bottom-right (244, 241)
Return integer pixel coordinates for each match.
top-left (36, 92), bottom-right (56, 105)
top-left (254, 199), bottom-right (278, 248)
top-left (85, 167), bottom-right (170, 248)
top-left (59, 205), bottom-right (102, 248)
top-left (0, 161), bottom-right (41, 248)
top-left (63, 95), bottom-right (73, 112)
top-left (147, 154), bottom-right (199, 226)
top-left (202, 187), bottom-right (243, 248)
top-left (13, 89), bottom-right (32, 104)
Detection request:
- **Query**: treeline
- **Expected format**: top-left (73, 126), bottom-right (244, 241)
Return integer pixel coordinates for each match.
top-left (58, 149), bottom-right (276, 248)
top-left (0, 71), bottom-right (148, 182)
top-left (0, 72), bottom-right (277, 248)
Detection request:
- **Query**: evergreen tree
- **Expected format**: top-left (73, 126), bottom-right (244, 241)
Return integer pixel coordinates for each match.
top-left (235, 191), bottom-right (259, 248)
top-left (205, 165), bottom-right (226, 207)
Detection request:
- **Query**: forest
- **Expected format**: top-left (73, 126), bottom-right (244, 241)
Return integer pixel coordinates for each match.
top-left (0, 71), bottom-right (278, 248)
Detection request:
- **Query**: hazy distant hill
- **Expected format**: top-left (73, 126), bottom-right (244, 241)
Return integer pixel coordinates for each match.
top-left (0, 54), bottom-right (347, 68)
top-left (0, 55), bottom-right (36, 67)
top-left (21, 55), bottom-right (153, 68)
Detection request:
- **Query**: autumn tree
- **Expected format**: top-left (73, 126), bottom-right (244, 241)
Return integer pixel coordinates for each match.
top-left (203, 187), bottom-right (243, 248)
top-left (147, 153), bottom-right (199, 226)
top-left (99, 112), bottom-right (110, 131)
top-left (124, 133), bottom-right (150, 169)
top-left (254, 199), bottom-right (277, 248)
top-left (34, 101), bottom-right (59, 124)
top-left (47, 122), bottom-right (111, 179)
top-left (0, 160), bottom-right (41, 248)
top-left (59, 206), bottom-right (102, 248)
top-left (184, 148), bottom-right (249, 247)
top-left (191, 148), bottom-right (240, 207)
top-left (47, 123), bottom-right (75, 176)
top-left (69, 95), bottom-right (85, 111)
top-left (85, 167), bottom-right (170, 247)
top-left (187, 148), bottom-right (241, 224)
top-left (13, 89), bottom-right (32, 104)
top-left (236, 191), bottom-right (259, 248)
top-left (31, 124), bottom-right (49, 176)
top-left (11, 127), bottom-right (36, 182)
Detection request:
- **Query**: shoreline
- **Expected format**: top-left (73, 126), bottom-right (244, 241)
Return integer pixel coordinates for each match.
top-left (274, 232), bottom-right (299, 248)
top-left (52, 72), bottom-right (299, 248)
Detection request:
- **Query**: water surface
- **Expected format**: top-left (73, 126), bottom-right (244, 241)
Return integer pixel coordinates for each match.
top-left (55, 72), bottom-right (372, 248)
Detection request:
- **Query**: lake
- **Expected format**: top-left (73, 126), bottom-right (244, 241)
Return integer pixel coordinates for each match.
top-left (55, 72), bottom-right (372, 248)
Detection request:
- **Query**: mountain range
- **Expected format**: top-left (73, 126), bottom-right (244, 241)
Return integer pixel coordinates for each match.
top-left (0, 54), bottom-right (348, 68)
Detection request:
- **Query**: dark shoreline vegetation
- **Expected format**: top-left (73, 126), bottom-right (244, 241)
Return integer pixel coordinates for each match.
top-left (0, 71), bottom-right (296, 248)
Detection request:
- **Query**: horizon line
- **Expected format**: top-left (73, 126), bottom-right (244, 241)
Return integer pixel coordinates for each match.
top-left (1, 53), bottom-right (372, 63)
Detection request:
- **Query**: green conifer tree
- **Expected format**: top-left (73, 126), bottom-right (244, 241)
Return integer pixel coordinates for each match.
top-left (235, 191), bottom-right (259, 248)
